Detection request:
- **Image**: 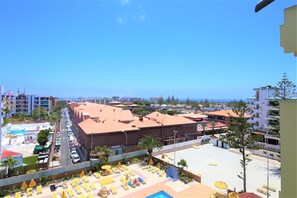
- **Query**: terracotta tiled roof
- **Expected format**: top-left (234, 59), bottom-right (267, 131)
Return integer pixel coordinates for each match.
top-left (146, 112), bottom-right (197, 126)
top-left (130, 117), bottom-right (162, 128)
top-left (178, 112), bottom-right (208, 119)
top-left (78, 118), bottom-right (139, 134)
top-left (205, 110), bottom-right (250, 118)
top-left (206, 122), bottom-right (227, 128)
top-left (73, 102), bottom-right (134, 123)
top-left (1, 150), bottom-right (22, 158)
top-left (68, 102), bottom-right (81, 111)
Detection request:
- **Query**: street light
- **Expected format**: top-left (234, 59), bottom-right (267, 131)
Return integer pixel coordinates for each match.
top-left (266, 137), bottom-right (270, 198)
top-left (255, 0), bottom-right (275, 12)
top-left (173, 130), bottom-right (178, 166)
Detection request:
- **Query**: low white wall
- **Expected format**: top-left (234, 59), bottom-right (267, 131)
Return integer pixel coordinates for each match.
top-left (252, 149), bottom-right (280, 161)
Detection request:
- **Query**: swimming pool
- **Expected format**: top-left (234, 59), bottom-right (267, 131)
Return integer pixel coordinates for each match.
top-left (146, 190), bottom-right (173, 198)
top-left (9, 129), bottom-right (26, 136)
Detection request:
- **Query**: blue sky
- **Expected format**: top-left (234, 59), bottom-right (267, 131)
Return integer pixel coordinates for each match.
top-left (0, 0), bottom-right (296, 99)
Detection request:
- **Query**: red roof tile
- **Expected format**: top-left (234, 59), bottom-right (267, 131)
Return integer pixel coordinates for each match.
top-left (1, 150), bottom-right (22, 158)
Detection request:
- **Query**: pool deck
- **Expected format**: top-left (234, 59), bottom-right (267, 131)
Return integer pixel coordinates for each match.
top-left (6, 163), bottom-right (217, 198)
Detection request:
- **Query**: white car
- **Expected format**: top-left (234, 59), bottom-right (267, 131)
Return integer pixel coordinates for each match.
top-left (71, 154), bottom-right (81, 164)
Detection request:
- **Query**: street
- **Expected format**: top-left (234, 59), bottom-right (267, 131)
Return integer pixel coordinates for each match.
top-left (59, 109), bottom-right (72, 166)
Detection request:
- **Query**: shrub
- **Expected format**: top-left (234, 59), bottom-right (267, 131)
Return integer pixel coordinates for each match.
top-left (26, 169), bottom-right (36, 174)
top-left (40, 175), bottom-right (47, 186)
top-left (131, 158), bottom-right (140, 164)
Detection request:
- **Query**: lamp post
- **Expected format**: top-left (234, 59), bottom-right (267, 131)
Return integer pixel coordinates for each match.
top-left (123, 130), bottom-right (127, 153)
top-left (173, 130), bottom-right (178, 166)
top-left (266, 137), bottom-right (270, 198)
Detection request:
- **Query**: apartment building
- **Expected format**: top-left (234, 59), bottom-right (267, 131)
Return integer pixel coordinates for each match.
top-left (1, 88), bottom-right (55, 117)
top-left (1, 90), bottom-right (15, 117)
top-left (68, 102), bottom-right (197, 159)
top-left (247, 86), bottom-right (280, 152)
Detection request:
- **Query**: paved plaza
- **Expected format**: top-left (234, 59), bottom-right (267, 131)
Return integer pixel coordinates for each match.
top-left (156, 143), bottom-right (281, 198)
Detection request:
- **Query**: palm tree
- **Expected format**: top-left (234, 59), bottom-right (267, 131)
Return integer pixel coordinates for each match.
top-left (138, 135), bottom-right (163, 162)
top-left (210, 120), bottom-right (217, 136)
top-left (0, 157), bottom-right (18, 177)
top-left (199, 121), bottom-right (208, 135)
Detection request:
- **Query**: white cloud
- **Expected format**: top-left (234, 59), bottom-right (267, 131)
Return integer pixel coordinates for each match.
top-left (120, 0), bottom-right (130, 5)
top-left (117, 17), bottom-right (125, 25)
top-left (138, 14), bottom-right (146, 21)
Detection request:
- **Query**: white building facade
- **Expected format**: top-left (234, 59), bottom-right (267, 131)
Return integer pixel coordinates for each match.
top-left (1, 88), bottom-right (54, 117)
top-left (247, 86), bottom-right (280, 153)
top-left (247, 86), bottom-right (276, 131)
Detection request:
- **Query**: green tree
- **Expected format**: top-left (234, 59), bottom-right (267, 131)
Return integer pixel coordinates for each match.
top-left (37, 129), bottom-right (50, 146)
top-left (138, 135), bottom-right (163, 162)
top-left (199, 121), bottom-right (208, 136)
top-left (31, 107), bottom-right (48, 120)
top-left (177, 159), bottom-right (187, 169)
top-left (225, 101), bottom-right (261, 192)
top-left (157, 97), bottom-right (164, 105)
top-left (275, 73), bottom-right (296, 100)
top-left (210, 120), bottom-right (217, 136)
top-left (92, 145), bottom-right (111, 163)
top-left (0, 157), bottom-right (18, 177)
top-left (49, 112), bottom-right (59, 126)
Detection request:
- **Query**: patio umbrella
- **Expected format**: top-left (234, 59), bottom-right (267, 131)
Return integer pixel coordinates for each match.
top-left (149, 158), bottom-right (154, 165)
top-left (161, 154), bottom-right (165, 159)
top-left (80, 170), bottom-right (84, 178)
top-left (126, 173), bottom-right (129, 181)
top-left (61, 190), bottom-right (67, 198)
top-left (21, 181), bottom-right (27, 190)
top-left (117, 162), bottom-right (122, 168)
top-left (101, 165), bottom-right (111, 170)
top-left (156, 163), bottom-right (161, 169)
top-left (29, 179), bottom-right (36, 188)
top-left (228, 192), bottom-right (239, 198)
top-left (215, 181), bottom-right (228, 189)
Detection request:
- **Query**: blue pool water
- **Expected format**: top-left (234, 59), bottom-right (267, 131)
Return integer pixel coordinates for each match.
top-left (10, 129), bottom-right (26, 135)
top-left (146, 191), bottom-right (173, 198)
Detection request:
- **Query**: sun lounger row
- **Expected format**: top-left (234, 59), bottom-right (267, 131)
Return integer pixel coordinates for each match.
top-left (257, 187), bottom-right (271, 196)
top-left (262, 184), bottom-right (276, 192)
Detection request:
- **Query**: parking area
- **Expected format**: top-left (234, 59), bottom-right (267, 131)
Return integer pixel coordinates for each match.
top-left (155, 143), bottom-right (281, 198)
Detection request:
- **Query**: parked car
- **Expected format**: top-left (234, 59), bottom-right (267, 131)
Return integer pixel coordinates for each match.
top-left (71, 154), bottom-right (81, 164)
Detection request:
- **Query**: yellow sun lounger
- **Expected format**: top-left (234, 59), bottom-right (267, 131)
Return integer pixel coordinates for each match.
top-left (83, 176), bottom-right (89, 183)
top-left (67, 188), bottom-right (75, 197)
top-left (128, 170), bottom-right (136, 176)
top-left (80, 194), bottom-right (87, 198)
top-left (75, 178), bottom-right (82, 185)
top-left (70, 180), bottom-right (77, 187)
top-left (37, 185), bottom-right (42, 194)
top-left (75, 186), bottom-right (82, 194)
top-left (111, 167), bottom-right (119, 173)
top-left (93, 172), bottom-right (100, 179)
top-left (27, 188), bottom-right (33, 197)
top-left (87, 193), bottom-right (94, 198)
top-left (117, 166), bottom-right (125, 172)
top-left (151, 167), bottom-right (159, 174)
top-left (110, 185), bottom-right (117, 195)
top-left (4, 196), bottom-right (10, 198)
top-left (122, 165), bottom-right (128, 170)
top-left (262, 184), bottom-right (276, 192)
top-left (15, 192), bottom-right (21, 198)
top-left (51, 193), bottom-right (57, 198)
top-left (83, 184), bottom-right (91, 192)
top-left (90, 183), bottom-right (96, 190)
top-left (159, 170), bottom-right (165, 177)
top-left (122, 182), bottom-right (129, 190)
